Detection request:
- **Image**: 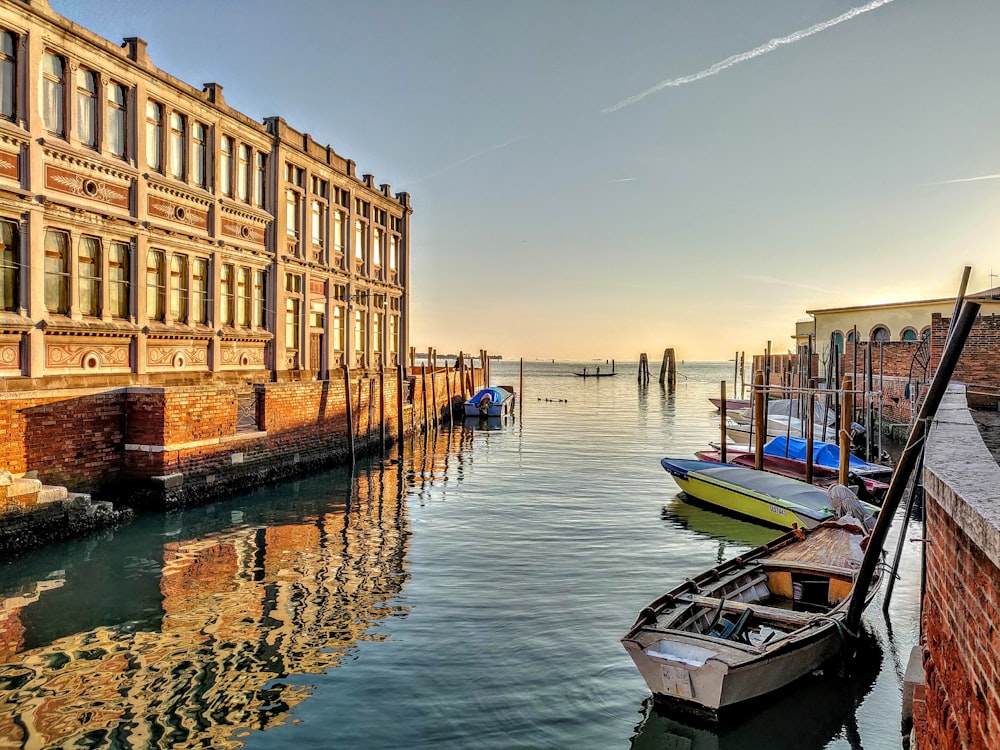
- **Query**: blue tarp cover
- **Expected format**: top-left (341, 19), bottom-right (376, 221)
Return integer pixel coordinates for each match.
top-left (467, 387), bottom-right (511, 405)
top-left (764, 436), bottom-right (879, 473)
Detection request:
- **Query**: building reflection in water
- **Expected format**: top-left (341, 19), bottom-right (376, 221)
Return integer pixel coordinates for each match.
top-left (0, 428), bottom-right (470, 749)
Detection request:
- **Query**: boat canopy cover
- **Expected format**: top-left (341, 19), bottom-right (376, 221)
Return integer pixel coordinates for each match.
top-left (747, 398), bottom-right (836, 426)
top-left (466, 387), bottom-right (511, 405)
top-left (764, 436), bottom-right (878, 472)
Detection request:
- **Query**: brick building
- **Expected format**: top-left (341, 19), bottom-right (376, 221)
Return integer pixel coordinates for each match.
top-left (0, 0), bottom-right (475, 510)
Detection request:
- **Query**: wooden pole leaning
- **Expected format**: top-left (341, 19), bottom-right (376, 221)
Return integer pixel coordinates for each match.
top-left (846, 301), bottom-right (981, 633)
top-left (344, 363), bottom-right (356, 466)
top-left (753, 372), bottom-right (765, 470)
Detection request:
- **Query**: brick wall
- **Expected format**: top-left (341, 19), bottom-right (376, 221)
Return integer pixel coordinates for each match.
top-left (0, 390), bottom-right (126, 489)
top-left (930, 313), bottom-right (1000, 408)
top-left (0, 365), bottom-right (470, 506)
top-left (915, 386), bottom-right (1000, 749)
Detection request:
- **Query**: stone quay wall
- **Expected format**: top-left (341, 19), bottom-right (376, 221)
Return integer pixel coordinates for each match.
top-left (0, 365), bottom-right (473, 509)
top-left (913, 385), bottom-right (1000, 749)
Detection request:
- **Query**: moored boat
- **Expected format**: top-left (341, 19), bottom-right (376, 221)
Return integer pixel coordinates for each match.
top-left (708, 397), bottom-right (750, 411)
top-left (693, 448), bottom-right (889, 502)
top-left (463, 386), bottom-right (514, 417)
top-left (622, 519), bottom-right (880, 715)
top-left (660, 458), bottom-right (846, 530)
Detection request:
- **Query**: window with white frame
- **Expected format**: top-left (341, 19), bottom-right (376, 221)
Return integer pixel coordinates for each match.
top-left (332, 210), bottom-right (344, 267)
top-left (252, 269), bottom-right (266, 328)
top-left (78, 236), bottom-right (101, 317)
top-left (146, 249), bottom-right (165, 321)
top-left (146, 100), bottom-right (163, 172)
top-left (76, 68), bottom-right (97, 148)
top-left (0, 30), bottom-right (15, 122)
top-left (44, 229), bottom-right (69, 314)
top-left (191, 122), bottom-right (206, 188)
top-left (254, 152), bottom-right (266, 207)
top-left (108, 242), bottom-right (129, 319)
top-left (220, 263), bottom-right (234, 325)
top-left (236, 266), bottom-right (250, 326)
top-left (107, 83), bottom-right (128, 159)
top-left (191, 257), bottom-right (208, 324)
top-left (220, 136), bottom-right (233, 197)
top-left (0, 219), bottom-right (18, 312)
top-left (169, 254), bottom-right (188, 322)
top-left (41, 52), bottom-right (66, 136)
top-left (237, 144), bottom-right (251, 202)
top-left (168, 112), bottom-right (185, 180)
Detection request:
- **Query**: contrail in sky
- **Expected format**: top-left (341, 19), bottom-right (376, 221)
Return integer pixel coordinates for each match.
top-left (602, 0), bottom-right (897, 113)
top-left (922, 173), bottom-right (1000, 186)
top-left (410, 136), bottom-right (527, 183)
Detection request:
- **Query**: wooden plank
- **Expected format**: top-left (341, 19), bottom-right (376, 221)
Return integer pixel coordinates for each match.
top-left (676, 593), bottom-right (817, 627)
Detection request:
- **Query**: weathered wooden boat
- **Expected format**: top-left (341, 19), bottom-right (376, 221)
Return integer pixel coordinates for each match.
top-left (463, 386), bottom-right (514, 417)
top-left (693, 449), bottom-right (888, 503)
top-left (660, 458), bottom-right (852, 530)
top-left (622, 519), bottom-right (880, 715)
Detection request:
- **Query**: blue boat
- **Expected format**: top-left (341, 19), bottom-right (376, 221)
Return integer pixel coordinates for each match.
top-left (764, 437), bottom-right (892, 480)
top-left (463, 386), bottom-right (514, 417)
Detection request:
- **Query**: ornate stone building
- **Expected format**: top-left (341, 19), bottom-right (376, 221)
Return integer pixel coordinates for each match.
top-left (0, 0), bottom-right (410, 387)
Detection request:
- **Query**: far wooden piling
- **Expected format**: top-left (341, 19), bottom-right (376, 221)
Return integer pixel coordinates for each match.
top-left (445, 358), bottom-right (453, 427)
top-left (519, 357), bottom-right (524, 418)
top-left (458, 351), bottom-right (466, 402)
top-left (638, 353), bottom-right (650, 385)
top-left (430, 350), bottom-right (438, 431)
top-left (659, 348), bottom-right (676, 387)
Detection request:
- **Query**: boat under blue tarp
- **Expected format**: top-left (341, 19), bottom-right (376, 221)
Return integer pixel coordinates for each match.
top-left (764, 436), bottom-right (891, 478)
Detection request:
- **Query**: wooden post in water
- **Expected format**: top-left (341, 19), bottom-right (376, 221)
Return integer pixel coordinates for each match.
top-left (409, 346), bottom-right (416, 371)
top-left (421, 365), bottom-right (429, 434)
top-left (458, 351), bottom-right (466, 402)
top-left (658, 349), bottom-right (668, 385)
top-left (739, 351), bottom-right (745, 398)
top-left (396, 363), bottom-right (405, 450)
top-left (753, 372), bottom-right (765, 470)
top-left (720, 381), bottom-right (728, 463)
top-left (839, 375), bottom-right (852, 486)
top-left (445, 358), bottom-right (453, 427)
top-left (847, 301), bottom-right (981, 633)
top-left (430, 350), bottom-right (438, 431)
top-left (733, 354), bottom-right (738, 399)
top-left (806, 378), bottom-right (817, 485)
top-left (379, 365), bottom-right (386, 450)
top-left (344, 364), bottom-right (356, 466)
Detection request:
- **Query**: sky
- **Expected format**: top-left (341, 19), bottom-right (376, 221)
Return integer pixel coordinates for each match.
top-left (52, 0), bottom-right (1000, 360)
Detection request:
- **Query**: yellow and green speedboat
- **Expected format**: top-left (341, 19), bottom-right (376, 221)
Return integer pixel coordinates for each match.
top-left (660, 458), bottom-right (856, 530)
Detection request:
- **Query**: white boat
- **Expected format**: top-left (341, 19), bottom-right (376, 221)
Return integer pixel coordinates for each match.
top-left (463, 386), bottom-right (514, 417)
top-left (622, 519), bottom-right (880, 715)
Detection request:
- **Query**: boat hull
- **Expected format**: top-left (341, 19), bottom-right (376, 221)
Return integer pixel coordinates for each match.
top-left (662, 459), bottom-right (829, 529)
top-left (623, 625), bottom-right (841, 711)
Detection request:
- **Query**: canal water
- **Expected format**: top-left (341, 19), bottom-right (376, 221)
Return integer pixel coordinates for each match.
top-left (0, 361), bottom-right (923, 749)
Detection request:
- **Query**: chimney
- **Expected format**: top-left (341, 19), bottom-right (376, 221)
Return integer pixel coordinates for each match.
top-left (202, 82), bottom-right (226, 106)
top-left (122, 37), bottom-right (149, 65)
top-left (380, 183), bottom-right (391, 197)
top-left (363, 174), bottom-right (374, 188)
top-left (346, 160), bottom-right (355, 178)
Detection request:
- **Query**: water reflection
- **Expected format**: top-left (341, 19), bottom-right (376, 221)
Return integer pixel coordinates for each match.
top-left (0, 445), bottom-right (453, 748)
top-left (661, 496), bottom-right (780, 563)
top-left (630, 627), bottom-right (883, 750)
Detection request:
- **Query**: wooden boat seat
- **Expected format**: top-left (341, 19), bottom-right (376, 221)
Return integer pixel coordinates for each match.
top-left (676, 593), bottom-right (816, 627)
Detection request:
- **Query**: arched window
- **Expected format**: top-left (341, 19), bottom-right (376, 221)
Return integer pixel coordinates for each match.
top-left (920, 326), bottom-right (931, 341)
top-left (871, 325), bottom-right (890, 342)
top-left (900, 328), bottom-right (918, 342)
top-left (846, 330), bottom-right (856, 343)
top-left (832, 331), bottom-right (844, 355)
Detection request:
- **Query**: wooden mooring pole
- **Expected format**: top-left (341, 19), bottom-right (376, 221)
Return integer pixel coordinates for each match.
top-left (839, 375), bottom-right (852, 486)
top-left (638, 353), bottom-right (650, 385)
top-left (445, 358), bottom-right (453, 427)
top-left (753, 372), bottom-right (765, 469)
top-left (396, 363), bottom-right (405, 451)
top-left (720, 381), bottom-right (728, 463)
top-left (344, 364), bottom-right (356, 466)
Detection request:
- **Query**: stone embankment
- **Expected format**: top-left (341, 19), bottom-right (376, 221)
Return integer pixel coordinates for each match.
top-left (0, 471), bottom-right (133, 555)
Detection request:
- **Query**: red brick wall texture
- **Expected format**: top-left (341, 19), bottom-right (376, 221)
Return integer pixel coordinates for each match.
top-left (918, 500), bottom-right (1000, 749)
top-left (0, 367), bottom-right (467, 502)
